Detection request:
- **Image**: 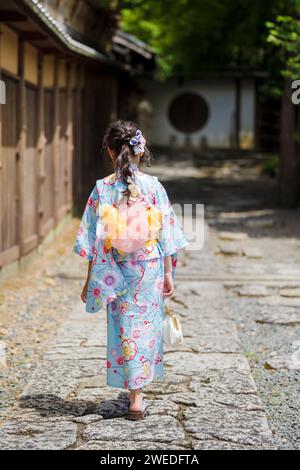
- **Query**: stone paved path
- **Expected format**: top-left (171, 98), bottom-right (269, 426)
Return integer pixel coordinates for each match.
top-left (0, 218), bottom-right (276, 450)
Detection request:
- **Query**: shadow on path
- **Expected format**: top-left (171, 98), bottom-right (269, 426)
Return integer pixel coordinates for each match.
top-left (19, 393), bottom-right (130, 419)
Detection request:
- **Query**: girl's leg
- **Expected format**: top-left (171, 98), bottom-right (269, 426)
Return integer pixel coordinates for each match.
top-left (129, 388), bottom-right (143, 411)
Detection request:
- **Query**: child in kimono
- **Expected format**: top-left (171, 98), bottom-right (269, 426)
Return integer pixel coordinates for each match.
top-left (73, 120), bottom-right (189, 420)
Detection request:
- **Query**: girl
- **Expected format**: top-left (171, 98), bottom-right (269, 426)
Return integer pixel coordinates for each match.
top-left (73, 120), bottom-right (189, 420)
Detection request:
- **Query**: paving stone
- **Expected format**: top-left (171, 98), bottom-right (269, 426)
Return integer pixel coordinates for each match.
top-left (226, 263), bottom-right (266, 275)
top-left (245, 218), bottom-right (275, 229)
top-left (182, 319), bottom-right (236, 337)
top-left (184, 406), bottom-right (275, 448)
top-left (278, 270), bottom-right (300, 277)
top-left (0, 420), bottom-right (77, 450)
top-left (219, 232), bottom-right (249, 241)
top-left (20, 363), bottom-right (80, 400)
top-left (72, 415), bottom-right (103, 424)
top-left (258, 296), bottom-right (300, 308)
top-left (237, 285), bottom-right (269, 297)
top-left (164, 351), bottom-right (250, 374)
top-left (77, 441), bottom-right (186, 450)
top-left (189, 370), bottom-right (257, 395)
top-left (265, 353), bottom-right (300, 371)
top-left (169, 392), bottom-right (262, 411)
top-left (243, 247), bottom-right (263, 259)
top-left (144, 398), bottom-right (179, 417)
top-left (19, 358), bottom-right (105, 402)
top-left (279, 288), bottom-right (300, 298)
top-left (256, 307), bottom-right (300, 325)
top-left (75, 388), bottom-right (122, 402)
top-left (217, 243), bottom-right (243, 256)
top-left (144, 374), bottom-right (189, 395)
top-left (273, 265), bottom-right (300, 277)
top-left (82, 416), bottom-right (185, 443)
top-left (44, 346), bottom-right (106, 361)
top-left (73, 360), bottom-right (106, 378)
top-left (78, 375), bottom-right (107, 389)
top-left (191, 439), bottom-right (271, 450)
top-left (168, 335), bottom-right (241, 354)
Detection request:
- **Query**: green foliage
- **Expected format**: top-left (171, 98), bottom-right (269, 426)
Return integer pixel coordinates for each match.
top-left (266, 1), bottom-right (300, 80)
top-left (120, 0), bottom-right (279, 79)
top-left (261, 154), bottom-right (280, 177)
top-left (294, 132), bottom-right (300, 144)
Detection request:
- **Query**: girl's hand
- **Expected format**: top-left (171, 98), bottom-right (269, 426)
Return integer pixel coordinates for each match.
top-left (163, 272), bottom-right (174, 298)
top-left (81, 261), bottom-right (93, 303)
top-left (81, 280), bottom-right (89, 303)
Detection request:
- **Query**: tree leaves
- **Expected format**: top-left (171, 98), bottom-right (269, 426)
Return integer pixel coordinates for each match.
top-left (120, 0), bottom-right (279, 79)
top-left (266, 3), bottom-right (300, 80)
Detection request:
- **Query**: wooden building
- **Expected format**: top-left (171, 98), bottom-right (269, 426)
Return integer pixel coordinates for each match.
top-left (0, 0), bottom-right (155, 277)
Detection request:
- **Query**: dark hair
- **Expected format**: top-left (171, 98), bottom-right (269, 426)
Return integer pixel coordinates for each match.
top-left (103, 120), bottom-right (152, 198)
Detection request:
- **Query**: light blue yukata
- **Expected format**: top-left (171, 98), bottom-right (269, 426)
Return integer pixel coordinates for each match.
top-left (73, 163), bottom-right (189, 389)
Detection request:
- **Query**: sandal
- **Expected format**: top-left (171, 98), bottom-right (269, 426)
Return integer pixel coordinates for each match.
top-left (126, 394), bottom-right (146, 421)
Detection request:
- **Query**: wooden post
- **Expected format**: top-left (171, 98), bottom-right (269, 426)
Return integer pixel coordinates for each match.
top-left (0, 26), bottom-right (3, 257)
top-left (254, 78), bottom-right (261, 152)
top-left (36, 51), bottom-right (46, 241)
top-left (279, 78), bottom-right (298, 207)
top-left (66, 61), bottom-right (73, 210)
top-left (110, 73), bottom-right (118, 122)
top-left (16, 37), bottom-right (26, 257)
top-left (234, 77), bottom-right (241, 150)
top-left (52, 57), bottom-right (60, 224)
top-left (76, 64), bottom-right (84, 205)
top-left (72, 64), bottom-right (79, 208)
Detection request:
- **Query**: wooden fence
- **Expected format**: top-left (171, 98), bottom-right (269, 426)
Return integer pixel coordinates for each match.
top-left (0, 25), bottom-right (119, 272)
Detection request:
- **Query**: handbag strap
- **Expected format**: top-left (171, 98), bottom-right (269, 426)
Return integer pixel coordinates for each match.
top-left (164, 297), bottom-right (172, 316)
top-left (164, 298), bottom-right (181, 331)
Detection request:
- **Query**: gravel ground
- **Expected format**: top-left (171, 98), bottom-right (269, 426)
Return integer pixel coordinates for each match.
top-left (229, 297), bottom-right (300, 450)
top-left (0, 220), bottom-right (85, 412)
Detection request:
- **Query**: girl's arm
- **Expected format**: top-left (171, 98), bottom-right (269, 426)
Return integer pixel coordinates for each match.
top-left (163, 255), bottom-right (174, 298)
top-left (164, 255), bottom-right (172, 274)
top-left (81, 260), bottom-right (93, 303)
top-left (87, 260), bottom-right (93, 282)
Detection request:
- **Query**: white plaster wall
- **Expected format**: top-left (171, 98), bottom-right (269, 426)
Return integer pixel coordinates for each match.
top-left (240, 79), bottom-right (255, 149)
top-left (139, 77), bottom-right (255, 150)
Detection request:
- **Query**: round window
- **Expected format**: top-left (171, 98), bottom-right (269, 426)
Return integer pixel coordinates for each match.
top-left (168, 92), bottom-right (209, 133)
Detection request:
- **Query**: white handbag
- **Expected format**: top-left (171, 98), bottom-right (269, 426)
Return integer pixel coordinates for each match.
top-left (163, 298), bottom-right (184, 346)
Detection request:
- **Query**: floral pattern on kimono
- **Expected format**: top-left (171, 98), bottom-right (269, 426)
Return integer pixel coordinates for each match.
top-left (73, 183), bottom-right (129, 313)
top-left (73, 166), bottom-right (189, 314)
top-left (106, 256), bottom-right (165, 390)
top-left (73, 166), bottom-right (189, 390)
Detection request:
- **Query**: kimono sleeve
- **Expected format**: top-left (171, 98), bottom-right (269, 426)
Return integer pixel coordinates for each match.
top-left (74, 181), bottom-right (129, 314)
top-left (155, 179), bottom-right (189, 279)
top-left (73, 185), bottom-right (98, 261)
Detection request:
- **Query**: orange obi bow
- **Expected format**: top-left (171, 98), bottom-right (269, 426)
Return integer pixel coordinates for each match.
top-left (99, 201), bottom-right (162, 255)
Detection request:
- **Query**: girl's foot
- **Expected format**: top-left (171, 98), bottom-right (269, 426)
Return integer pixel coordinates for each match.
top-left (129, 389), bottom-right (143, 411)
top-left (126, 389), bottom-right (145, 420)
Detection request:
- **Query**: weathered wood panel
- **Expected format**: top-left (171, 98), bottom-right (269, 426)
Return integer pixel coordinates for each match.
top-left (0, 73), bottom-right (19, 264)
top-left (58, 88), bottom-right (68, 219)
top-left (42, 88), bottom-right (55, 234)
top-left (22, 84), bottom-right (38, 253)
top-left (0, 56), bottom-right (123, 269)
